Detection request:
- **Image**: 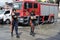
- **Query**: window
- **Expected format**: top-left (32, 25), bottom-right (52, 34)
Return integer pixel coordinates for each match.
top-left (14, 4), bottom-right (19, 9)
top-left (29, 3), bottom-right (32, 8)
top-left (34, 3), bottom-right (38, 8)
top-left (14, 2), bottom-right (22, 9)
top-left (4, 11), bottom-right (10, 14)
top-left (24, 2), bottom-right (28, 9)
top-left (24, 2), bottom-right (32, 9)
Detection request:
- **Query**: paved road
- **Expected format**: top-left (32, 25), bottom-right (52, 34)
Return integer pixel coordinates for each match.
top-left (0, 20), bottom-right (60, 40)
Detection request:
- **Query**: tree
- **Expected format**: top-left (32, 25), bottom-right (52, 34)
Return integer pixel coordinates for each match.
top-left (49, 0), bottom-right (54, 3)
top-left (37, 0), bottom-right (41, 2)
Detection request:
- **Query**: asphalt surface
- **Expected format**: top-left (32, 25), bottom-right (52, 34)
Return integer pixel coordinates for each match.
top-left (0, 19), bottom-right (60, 40)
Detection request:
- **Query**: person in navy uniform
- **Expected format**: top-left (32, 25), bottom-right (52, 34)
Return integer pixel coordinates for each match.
top-left (11, 8), bottom-right (20, 38)
top-left (30, 10), bottom-right (36, 36)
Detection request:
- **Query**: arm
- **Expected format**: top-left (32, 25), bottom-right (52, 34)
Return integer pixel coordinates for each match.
top-left (10, 10), bottom-right (13, 32)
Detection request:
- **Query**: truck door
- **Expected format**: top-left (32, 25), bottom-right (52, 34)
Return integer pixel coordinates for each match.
top-left (24, 2), bottom-right (32, 16)
top-left (33, 3), bottom-right (38, 15)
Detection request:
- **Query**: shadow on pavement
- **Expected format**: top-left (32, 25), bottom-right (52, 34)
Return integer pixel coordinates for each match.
top-left (36, 38), bottom-right (44, 40)
top-left (45, 32), bottom-right (60, 40)
top-left (35, 32), bottom-right (60, 40)
top-left (13, 32), bottom-right (23, 36)
top-left (18, 32), bottom-right (23, 36)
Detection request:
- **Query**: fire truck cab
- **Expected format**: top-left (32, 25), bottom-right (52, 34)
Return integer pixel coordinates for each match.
top-left (13, 1), bottom-right (40, 25)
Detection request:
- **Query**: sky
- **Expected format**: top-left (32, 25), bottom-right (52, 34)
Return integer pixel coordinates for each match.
top-left (0, 0), bottom-right (13, 6)
top-left (0, 0), bottom-right (12, 2)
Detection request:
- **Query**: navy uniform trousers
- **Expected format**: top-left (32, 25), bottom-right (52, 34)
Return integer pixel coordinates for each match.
top-left (12, 20), bottom-right (18, 36)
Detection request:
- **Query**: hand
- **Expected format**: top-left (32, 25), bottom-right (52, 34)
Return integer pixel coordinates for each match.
top-left (31, 16), bottom-right (34, 19)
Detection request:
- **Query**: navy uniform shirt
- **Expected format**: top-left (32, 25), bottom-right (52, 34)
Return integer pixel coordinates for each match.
top-left (30, 12), bottom-right (35, 21)
top-left (12, 13), bottom-right (19, 21)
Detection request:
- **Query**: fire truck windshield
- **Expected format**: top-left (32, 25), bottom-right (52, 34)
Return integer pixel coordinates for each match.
top-left (24, 2), bottom-right (32, 9)
top-left (13, 2), bottom-right (22, 9)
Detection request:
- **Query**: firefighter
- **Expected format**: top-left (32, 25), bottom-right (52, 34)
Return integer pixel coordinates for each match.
top-left (11, 8), bottom-right (20, 38)
top-left (30, 10), bottom-right (36, 36)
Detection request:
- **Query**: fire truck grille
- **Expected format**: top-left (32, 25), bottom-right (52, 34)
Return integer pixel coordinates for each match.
top-left (23, 16), bottom-right (30, 24)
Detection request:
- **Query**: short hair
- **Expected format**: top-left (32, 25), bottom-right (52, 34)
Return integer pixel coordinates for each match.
top-left (12, 8), bottom-right (16, 11)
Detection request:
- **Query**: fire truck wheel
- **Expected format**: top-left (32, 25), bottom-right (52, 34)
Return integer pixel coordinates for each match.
top-left (50, 17), bottom-right (54, 23)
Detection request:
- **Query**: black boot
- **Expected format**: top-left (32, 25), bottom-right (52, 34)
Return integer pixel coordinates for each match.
top-left (30, 31), bottom-right (35, 37)
top-left (11, 32), bottom-right (13, 37)
top-left (16, 35), bottom-right (20, 38)
top-left (32, 32), bottom-right (35, 37)
top-left (30, 31), bottom-right (33, 35)
top-left (16, 34), bottom-right (20, 38)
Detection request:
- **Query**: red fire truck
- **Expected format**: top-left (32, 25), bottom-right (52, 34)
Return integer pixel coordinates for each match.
top-left (13, 1), bottom-right (58, 25)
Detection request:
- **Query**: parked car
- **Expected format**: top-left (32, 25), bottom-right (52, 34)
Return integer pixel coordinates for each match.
top-left (0, 10), bottom-right (11, 24)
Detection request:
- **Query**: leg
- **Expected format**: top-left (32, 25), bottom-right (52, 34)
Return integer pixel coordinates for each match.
top-left (31, 23), bottom-right (35, 33)
top-left (30, 20), bottom-right (35, 36)
top-left (14, 21), bottom-right (20, 38)
top-left (30, 20), bottom-right (33, 34)
top-left (15, 25), bottom-right (18, 36)
top-left (11, 24), bottom-right (14, 37)
top-left (31, 23), bottom-right (35, 36)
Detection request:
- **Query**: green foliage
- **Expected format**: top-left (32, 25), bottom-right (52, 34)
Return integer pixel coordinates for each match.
top-left (37, 0), bottom-right (41, 2)
top-left (49, 0), bottom-right (54, 3)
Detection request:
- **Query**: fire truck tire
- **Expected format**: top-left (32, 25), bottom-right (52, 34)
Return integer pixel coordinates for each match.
top-left (50, 17), bottom-right (54, 23)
